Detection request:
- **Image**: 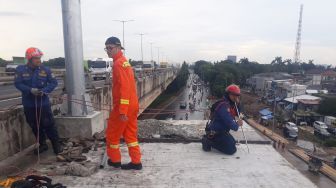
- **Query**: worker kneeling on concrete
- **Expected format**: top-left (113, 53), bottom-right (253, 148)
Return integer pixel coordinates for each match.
top-left (202, 84), bottom-right (243, 155)
top-left (104, 37), bottom-right (142, 170)
top-left (14, 47), bottom-right (62, 155)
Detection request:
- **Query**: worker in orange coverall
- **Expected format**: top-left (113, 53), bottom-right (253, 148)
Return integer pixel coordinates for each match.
top-left (104, 36), bottom-right (142, 170)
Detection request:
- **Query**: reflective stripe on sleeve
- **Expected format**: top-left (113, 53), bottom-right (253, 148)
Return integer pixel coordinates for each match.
top-left (110, 144), bottom-right (120, 149)
top-left (120, 99), bottom-right (129, 105)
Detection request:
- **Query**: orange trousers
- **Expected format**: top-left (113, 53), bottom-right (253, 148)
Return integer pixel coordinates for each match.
top-left (106, 108), bottom-right (141, 164)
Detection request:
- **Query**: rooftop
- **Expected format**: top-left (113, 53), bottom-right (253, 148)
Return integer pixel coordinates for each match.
top-left (283, 94), bottom-right (321, 104)
top-left (4, 120), bottom-right (324, 188)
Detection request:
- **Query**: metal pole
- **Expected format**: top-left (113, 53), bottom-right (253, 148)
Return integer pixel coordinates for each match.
top-left (137, 33), bottom-right (146, 63)
top-left (141, 34), bottom-right (143, 63)
top-left (61, 0), bottom-right (86, 116)
top-left (157, 47), bottom-right (160, 65)
top-left (150, 42), bottom-right (153, 62)
top-left (235, 102), bottom-right (250, 153)
top-left (272, 96), bottom-right (276, 135)
top-left (122, 22), bottom-right (125, 52)
top-left (113, 20), bottom-right (134, 55)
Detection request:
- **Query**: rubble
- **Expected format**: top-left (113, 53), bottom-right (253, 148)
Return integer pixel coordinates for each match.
top-left (138, 119), bottom-right (204, 140)
top-left (64, 162), bottom-right (98, 177)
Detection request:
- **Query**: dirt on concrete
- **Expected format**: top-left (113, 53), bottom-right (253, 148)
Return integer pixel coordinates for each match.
top-left (241, 91), bottom-right (268, 118)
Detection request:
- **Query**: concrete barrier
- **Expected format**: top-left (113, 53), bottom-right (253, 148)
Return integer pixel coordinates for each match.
top-left (0, 69), bottom-right (176, 161)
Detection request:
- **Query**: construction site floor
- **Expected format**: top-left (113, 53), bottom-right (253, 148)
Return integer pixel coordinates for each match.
top-left (2, 120), bottom-right (336, 187)
top-left (39, 143), bottom-right (317, 188)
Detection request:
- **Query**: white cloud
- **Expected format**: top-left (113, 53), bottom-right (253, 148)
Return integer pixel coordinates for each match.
top-left (0, 0), bottom-right (335, 65)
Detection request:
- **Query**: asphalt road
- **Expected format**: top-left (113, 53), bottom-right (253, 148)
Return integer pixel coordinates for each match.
top-left (155, 72), bottom-right (210, 120)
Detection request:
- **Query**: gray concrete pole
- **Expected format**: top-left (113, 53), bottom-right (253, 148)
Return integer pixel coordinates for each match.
top-left (61, 0), bottom-right (86, 116)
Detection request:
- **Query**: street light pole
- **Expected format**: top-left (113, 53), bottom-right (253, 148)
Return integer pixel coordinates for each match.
top-left (137, 33), bottom-right (146, 63)
top-left (150, 42), bottom-right (153, 62)
top-left (113, 19), bottom-right (134, 55)
top-left (156, 47), bottom-right (160, 65)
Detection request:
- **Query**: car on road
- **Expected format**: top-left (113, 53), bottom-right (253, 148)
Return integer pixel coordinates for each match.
top-left (5, 64), bottom-right (19, 75)
top-left (283, 122), bottom-right (298, 140)
top-left (179, 101), bottom-right (187, 109)
top-left (327, 127), bottom-right (336, 136)
top-left (313, 121), bottom-right (331, 139)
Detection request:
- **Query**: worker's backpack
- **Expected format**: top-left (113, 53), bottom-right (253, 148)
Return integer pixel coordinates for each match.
top-left (205, 99), bottom-right (227, 132)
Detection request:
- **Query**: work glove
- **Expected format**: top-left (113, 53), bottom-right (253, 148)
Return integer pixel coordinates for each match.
top-left (31, 88), bottom-right (43, 96)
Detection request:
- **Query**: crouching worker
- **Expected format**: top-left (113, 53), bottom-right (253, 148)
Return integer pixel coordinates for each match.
top-left (14, 47), bottom-right (62, 155)
top-left (202, 84), bottom-right (243, 155)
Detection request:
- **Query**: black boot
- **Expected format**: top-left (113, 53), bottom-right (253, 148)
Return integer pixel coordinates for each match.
top-left (107, 159), bottom-right (121, 168)
top-left (34, 143), bottom-right (48, 155)
top-left (50, 140), bottom-right (63, 155)
top-left (202, 135), bottom-right (212, 152)
top-left (121, 162), bottom-right (142, 170)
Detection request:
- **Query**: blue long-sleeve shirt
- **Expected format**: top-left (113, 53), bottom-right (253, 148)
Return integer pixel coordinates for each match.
top-left (14, 65), bottom-right (58, 107)
top-left (209, 96), bottom-right (239, 133)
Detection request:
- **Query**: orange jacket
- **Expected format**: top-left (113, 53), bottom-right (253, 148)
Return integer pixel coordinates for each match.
top-left (112, 51), bottom-right (139, 115)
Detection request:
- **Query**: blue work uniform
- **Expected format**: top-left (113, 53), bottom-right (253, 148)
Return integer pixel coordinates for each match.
top-left (208, 95), bottom-right (240, 155)
top-left (14, 64), bottom-right (59, 145)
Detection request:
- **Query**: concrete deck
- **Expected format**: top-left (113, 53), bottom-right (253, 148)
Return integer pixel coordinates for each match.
top-left (43, 143), bottom-right (317, 188)
top-left (1, 120), bottom-right (324, 187)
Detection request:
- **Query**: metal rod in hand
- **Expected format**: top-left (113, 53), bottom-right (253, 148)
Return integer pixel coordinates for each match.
top-left (100, 119), bottom-right (108, 169)
top-left (235, 102), bottom-right (250, 153)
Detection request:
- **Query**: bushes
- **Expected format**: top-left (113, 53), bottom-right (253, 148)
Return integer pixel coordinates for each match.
top-left (324, 138), bottom-right (336, 147)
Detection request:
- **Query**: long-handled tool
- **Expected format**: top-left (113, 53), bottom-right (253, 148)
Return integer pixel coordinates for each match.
top-left (100, 119), bottom-right (108, 169)
top-left (235, 102), bottom-right (250, 153)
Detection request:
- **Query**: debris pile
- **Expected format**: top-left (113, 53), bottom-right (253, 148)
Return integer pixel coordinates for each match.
top-left (137, 119), bottom-right (204, 142)
top-left (42, 131), bottom-right (106, 177)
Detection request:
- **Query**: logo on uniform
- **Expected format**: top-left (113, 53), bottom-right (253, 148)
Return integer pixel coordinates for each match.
top-left (39, 70), bottom-right (47, 77)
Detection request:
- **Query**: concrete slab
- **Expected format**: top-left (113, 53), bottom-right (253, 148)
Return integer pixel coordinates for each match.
top-left (44, 143), bottom-right (317, 188)
top-left (138, 119), bottom-right (270, 143)
top-left (55, 111), bottom-right (104, 139)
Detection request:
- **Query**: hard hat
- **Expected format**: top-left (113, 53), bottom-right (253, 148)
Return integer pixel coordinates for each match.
top-left (226, 84), bottom-right (241, 96)
top-left (25, 47), bottom-right (43, 60)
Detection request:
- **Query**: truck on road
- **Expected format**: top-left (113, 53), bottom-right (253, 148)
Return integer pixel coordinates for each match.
top-left (88, 58), bottom-right (112, 80)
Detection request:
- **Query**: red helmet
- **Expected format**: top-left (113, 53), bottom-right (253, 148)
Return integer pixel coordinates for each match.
top-left (25, 47), bottom-right (43, 60)
top-left (226, 84), bottom-right (241, 96)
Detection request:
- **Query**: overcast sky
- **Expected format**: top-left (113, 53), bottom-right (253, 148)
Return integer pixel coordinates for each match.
top-left (0, 0), bottom-right (335, 65)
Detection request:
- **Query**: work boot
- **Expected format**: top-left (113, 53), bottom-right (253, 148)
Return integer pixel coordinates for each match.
top-left (202, 135), bottom-right (211, 152)
top-left (107, 159), bottom-right (121, 168)
top-left (34, 143), bottom-right (48, 155)
top-left (121, 162), bottom-right (142, 170)
top-left (51, 140), bottom-right (63, 155)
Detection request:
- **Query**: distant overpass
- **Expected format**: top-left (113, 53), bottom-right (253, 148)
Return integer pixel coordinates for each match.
top-left (0, 67), bottom-right (177, 161)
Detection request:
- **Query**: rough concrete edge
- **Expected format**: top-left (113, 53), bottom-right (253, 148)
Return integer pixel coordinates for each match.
top-left (0, 144), bottom-right (35, 177)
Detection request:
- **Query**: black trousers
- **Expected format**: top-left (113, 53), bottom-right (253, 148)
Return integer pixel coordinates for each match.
top-left (210, 132), bottom-right (237, 155)
top-left (23, 105), bottom-right (60, 145)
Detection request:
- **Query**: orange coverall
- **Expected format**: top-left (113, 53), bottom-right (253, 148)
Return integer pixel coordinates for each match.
top-left (106, 51), bottom-right (141, 164)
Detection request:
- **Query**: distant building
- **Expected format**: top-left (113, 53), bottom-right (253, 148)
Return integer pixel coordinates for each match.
top-left (12, 56), bottom-right (25, 64)
top-left (305, 69), bottom-right (323, 86)
top-left (247, 72), bottom-right (293, 93)
top-left (227, 55), bottom-right (237, 63)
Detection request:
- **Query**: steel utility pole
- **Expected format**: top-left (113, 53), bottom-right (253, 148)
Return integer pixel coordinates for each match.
top-left (136, 33), bottom-right (146, 63)
top-left (150, 42), bottom-right (154, 62)
top-left (113, 20), bottom-right (134, 55)
top-left (156, 47), bottom-right (160, 65)
top-left (61, 0), bottom-right (88, 116)
top-left (293, 4), bottom-right (303, 63)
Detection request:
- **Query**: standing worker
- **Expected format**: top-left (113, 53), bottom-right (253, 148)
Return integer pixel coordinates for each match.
top-left (14, 47), bottom-right (62, 155)
top-left (104, 36), bottom-right (142, 170)
top-left (202, 84), bottom-right (243, 155)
